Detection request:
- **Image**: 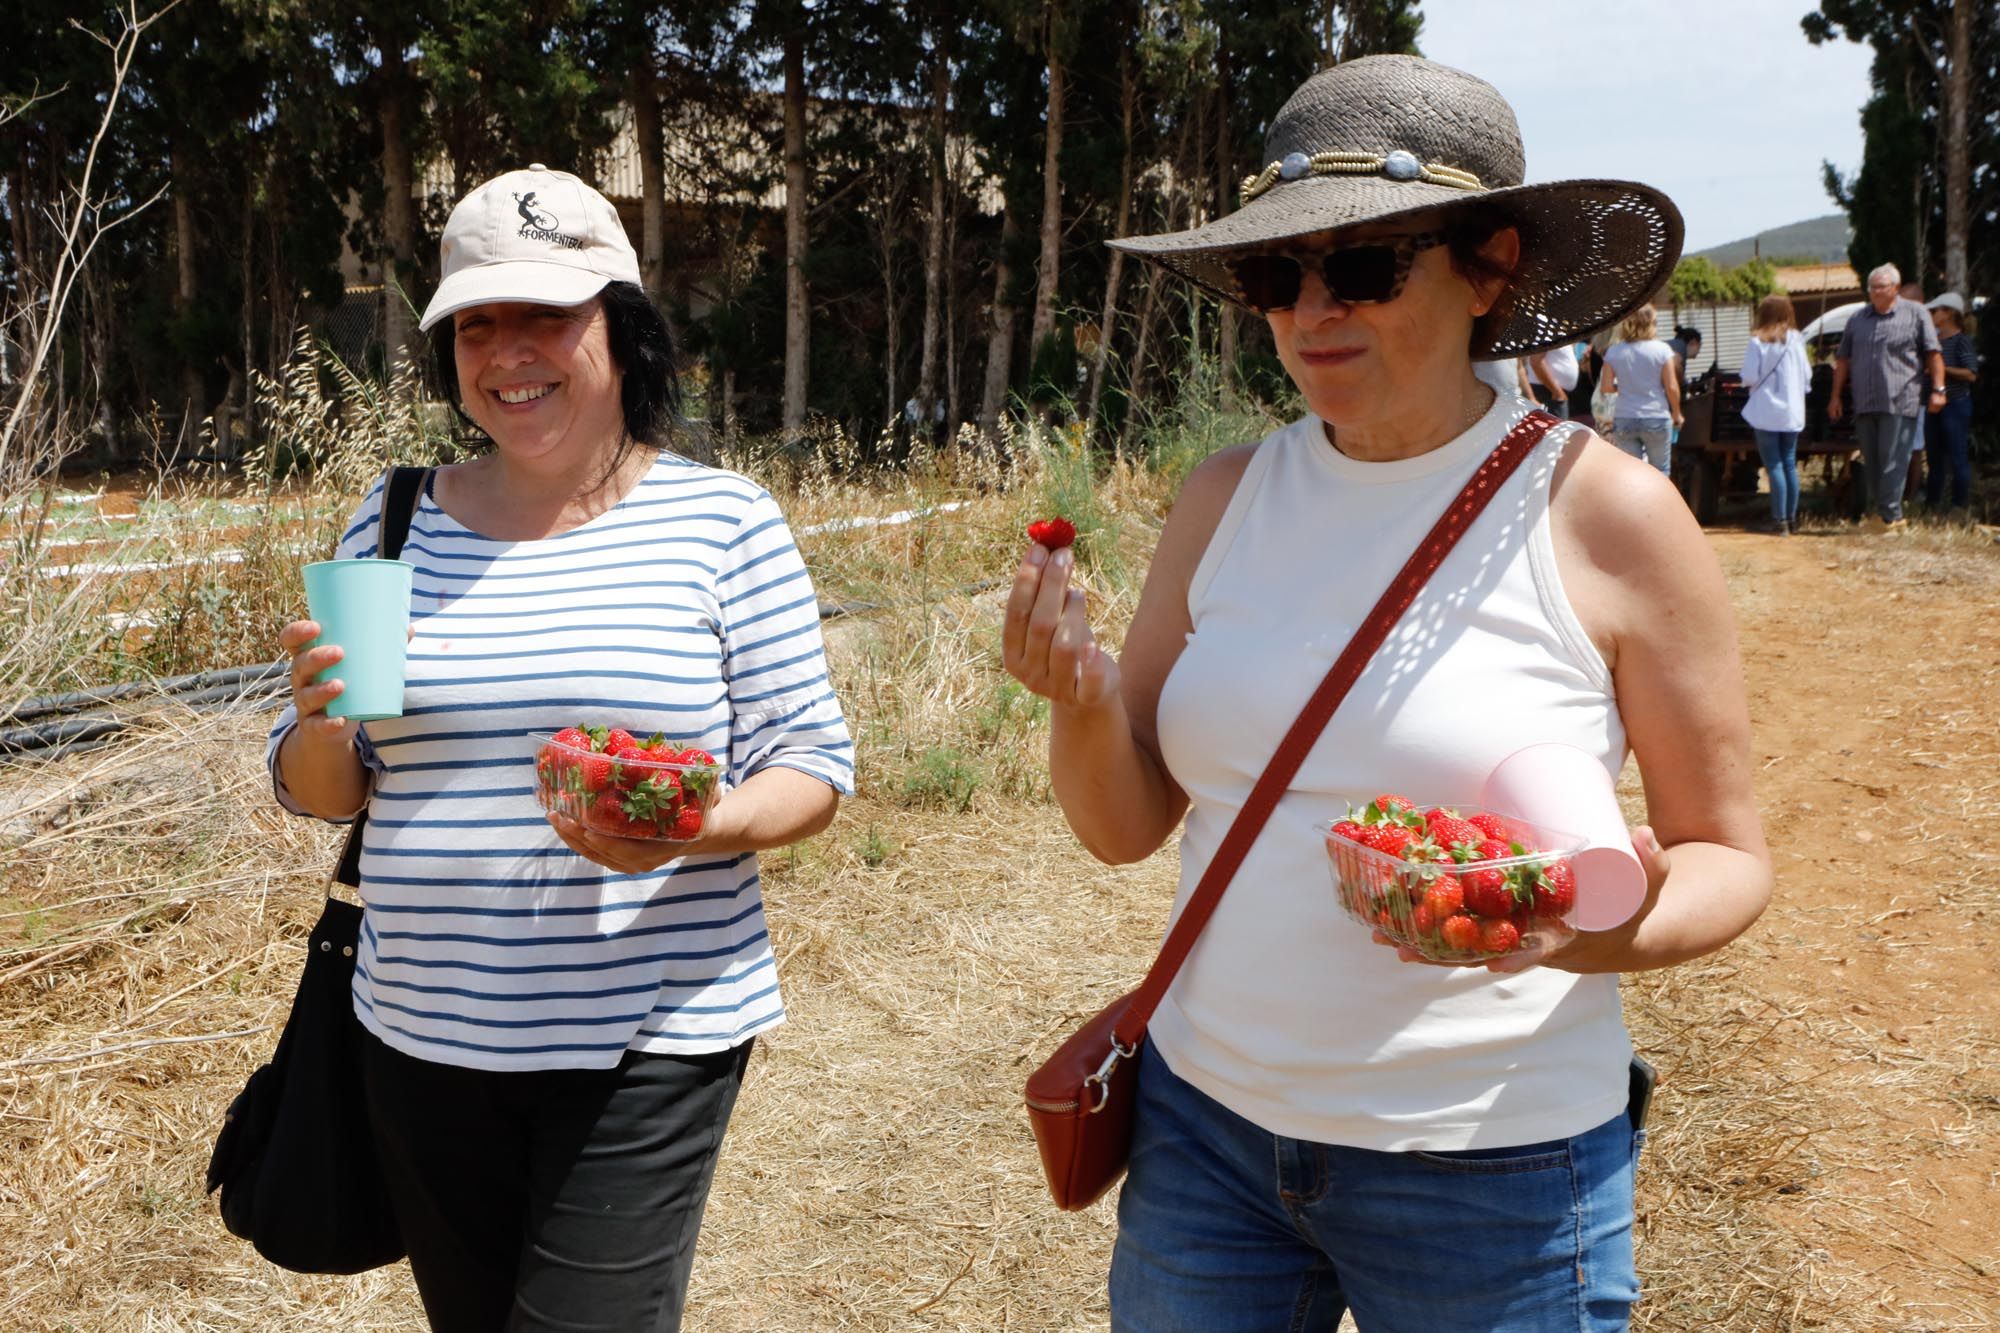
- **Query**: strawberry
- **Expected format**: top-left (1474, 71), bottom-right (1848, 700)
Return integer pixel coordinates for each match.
top-left (1466, 812), bottom-right (1514, 841)
top-left (550, 726), bottom-right (592, 752)
top-left (1463, 866), bottom-right (1517, 918)
top-left (1421, 874), bottom-right (1465, 919)
top-left (1474, 838), bottom-right (1513, 862)
top-left (668, 803), bottom-right (705, 839)
top-left (1026, 517), bottom-right (1077, 550)
top-left (602, 727), bottom-right (637, 755)
top-left (1529, 860), bottom-right (1577, 918)
top-left (1478, 917), bottom-right (1522, 953)
top-left (1411, 901), bottom-right (1437, 935)
top-left (584, 789), bottom-right (644, 837)
top-left (575, 748), bottom-right (615, 793)
top-left (1440, 915), bottom-right (1482, 953)
top-left (1373, 794), bottom-right (1416, 817)
top-left (1428, 816), bottom-right (1485, 858)
top-left (1368, 824), bottom-right (1422, 859)
top-left (1330, 820), bottom-right (1368, 844)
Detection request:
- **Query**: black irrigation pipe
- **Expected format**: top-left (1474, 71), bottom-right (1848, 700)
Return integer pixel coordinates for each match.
top-left (3, 662), bottom-right (288, 727)
top-left (1, 677), bottom-right (291, 759)
top-left (0, 581), bottom-right (1007, 761)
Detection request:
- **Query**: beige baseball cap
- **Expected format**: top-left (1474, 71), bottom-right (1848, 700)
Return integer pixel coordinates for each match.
top-left (418, 165), bottom-right (641, 332)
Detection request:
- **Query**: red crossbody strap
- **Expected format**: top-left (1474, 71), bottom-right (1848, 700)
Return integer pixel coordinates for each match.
top-left (1112, 410), bottom-right (1561, 1048)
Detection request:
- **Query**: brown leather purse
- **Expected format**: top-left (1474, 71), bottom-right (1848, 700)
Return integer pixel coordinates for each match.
top-left (1024, 411), bottom-right (1560, 1211)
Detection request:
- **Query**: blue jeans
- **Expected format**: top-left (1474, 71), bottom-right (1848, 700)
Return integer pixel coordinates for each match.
top-left (1853, 412), bottom-right (1922, 521)
top-left (1109, 1043), bottom-right (1643, 1332)
top-left (1924, 398), bottom-right (1973, 509)
top-left (1754, 429), bottom-right (1800, 524)
top-left (1610, 418), bottom-right (1671, 474)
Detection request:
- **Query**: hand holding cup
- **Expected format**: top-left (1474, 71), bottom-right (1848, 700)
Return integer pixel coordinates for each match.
top-left (279, 618), bottom-right (361, 749)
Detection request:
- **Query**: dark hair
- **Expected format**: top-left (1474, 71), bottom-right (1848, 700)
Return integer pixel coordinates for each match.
top-left (1675, 325), bottom-right (1703, 347)
top-left (429, 280), bottom-right (683, 465)
top-left (1443, 203), bottom-right (1522, 348)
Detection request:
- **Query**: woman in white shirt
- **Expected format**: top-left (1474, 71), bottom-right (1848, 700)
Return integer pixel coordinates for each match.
top-left (1739, 294), bottom-right (1810, 534)
top-left (1001, 55), bottom-right (1768, 1332)
top-left (1599, 304), bottom-right (1683, 474)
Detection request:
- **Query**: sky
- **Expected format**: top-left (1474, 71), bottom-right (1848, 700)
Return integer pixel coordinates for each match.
top-left (1414, 0), bottom-right (1878, 255)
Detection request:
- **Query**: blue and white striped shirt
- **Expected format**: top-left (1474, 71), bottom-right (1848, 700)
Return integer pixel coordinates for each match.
top-left (268, 454), bottom-right (854, 1071)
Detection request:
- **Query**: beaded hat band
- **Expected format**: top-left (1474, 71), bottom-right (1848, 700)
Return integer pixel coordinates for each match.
top-left (1240, 150), bottom-right (1485, 205)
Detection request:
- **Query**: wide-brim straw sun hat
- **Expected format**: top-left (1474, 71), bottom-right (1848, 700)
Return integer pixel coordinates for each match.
top-left (1109, 55), bottom-right (1684, 360)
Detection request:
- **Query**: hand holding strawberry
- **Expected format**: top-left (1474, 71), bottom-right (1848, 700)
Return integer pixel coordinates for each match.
top-left (1002, 519), bottom-right (1117, 711)
top-left (1026, 517), bottom-right (1077, 550)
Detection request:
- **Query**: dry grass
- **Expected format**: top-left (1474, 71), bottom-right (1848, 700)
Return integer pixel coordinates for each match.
top-left (5, 389), bottom-right (1999, 1328)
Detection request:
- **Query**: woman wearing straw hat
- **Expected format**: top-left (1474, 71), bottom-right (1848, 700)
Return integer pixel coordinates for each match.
top-left (1003, 56), bottom-right (1770, 1330)
top-left (270, 165), bottom-right (851, 1330)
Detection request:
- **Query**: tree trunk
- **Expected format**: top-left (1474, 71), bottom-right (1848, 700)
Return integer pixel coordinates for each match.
top-left (1213, 70), bottom-right (1236, 396)
top-left (170, 142), bottom-right (206, 446)
top-left (945, 159), bottom-right (962, 439)
top-left (722, 367), bottom-right (738, 443)
top-left (782, 30), bottom-right (810, 440)
top-left (633, 50), bottom-right (668, 302)
top-left (1940, 0), bottom-right (1971, 296)
top-left (916, 36), bottom-right (948, 423)
top-left (1085, 48), bottom-right (1136, 432)
top-left (879, 180), bottom-right (901, 436)
top-left (378, 48), bottom-right (418, 380)
top-left (979, 205), bottom-right (1020, 440)
top-left (1118, 267), bottom-right (1163, 458)
top-left (1029, 17), bottom-right (1065, 357)
top-left (238, 171), bottom-right (255, 459)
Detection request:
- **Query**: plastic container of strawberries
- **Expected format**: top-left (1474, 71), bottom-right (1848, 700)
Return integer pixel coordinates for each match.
top-left (1317, 801), bottom-right (1586, 965)
top-left (532, 732), bottom-right (722, 842)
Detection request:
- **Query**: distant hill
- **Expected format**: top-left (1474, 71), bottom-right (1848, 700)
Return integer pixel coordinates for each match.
top-left (1691, 214), bottom-right (1851, 268)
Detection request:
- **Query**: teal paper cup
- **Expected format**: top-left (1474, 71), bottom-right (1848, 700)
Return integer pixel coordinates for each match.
top-left (302, 559), bottom-right (415, 721)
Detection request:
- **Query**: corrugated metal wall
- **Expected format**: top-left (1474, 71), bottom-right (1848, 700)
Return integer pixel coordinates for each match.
top-left (1651, 301), bottom-right (1755, 374)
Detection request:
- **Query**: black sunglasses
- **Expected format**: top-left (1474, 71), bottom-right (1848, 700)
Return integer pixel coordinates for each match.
top-left (1227, 232), bottom-right (1448, 313)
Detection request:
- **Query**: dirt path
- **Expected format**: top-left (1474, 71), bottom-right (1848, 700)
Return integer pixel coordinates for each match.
top-left (1676, 525), bottom-right (2000, 1326)
top-left (4, 516), bottom-right (1998, 1331)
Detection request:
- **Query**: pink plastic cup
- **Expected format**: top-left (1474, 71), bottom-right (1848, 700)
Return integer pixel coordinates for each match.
top-left (1480, 742), bottom-right (1647, 931)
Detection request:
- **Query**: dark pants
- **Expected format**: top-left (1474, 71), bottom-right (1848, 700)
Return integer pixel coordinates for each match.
top-left (360, 1030), bottom-right (753, 1333)
top-left (1925, 397), bottom-right (1974, 510)
top-left (1854, 411), bottom-right (1922, 521)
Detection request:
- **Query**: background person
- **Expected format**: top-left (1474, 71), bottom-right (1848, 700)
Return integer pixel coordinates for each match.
top-left (1829, 262), bottom-right (1945, 530)
top-left (1569, 337), bottom-right (1599, 428)
top-left (1005, 55), bottom-right (1768, 1332)
top-left (1472, 353), bottom-right (1534, 401)
top-left (1740, 294), bottom-right (1809, 534)
top-left (1924, 292), bottom-right (1979, 515)
top-left (1667, 324), bottom-right (1703, 388)
top-left (1528, 339), bottom-right (1580, 418)
top-left (269, 166), bottom-right (853, 1332)
top-left (1601, 304), bottom-right (1683, 474)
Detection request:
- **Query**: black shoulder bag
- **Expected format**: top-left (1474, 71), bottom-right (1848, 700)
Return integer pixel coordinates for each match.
top-left (204, 465), bottom-right (431, 1275)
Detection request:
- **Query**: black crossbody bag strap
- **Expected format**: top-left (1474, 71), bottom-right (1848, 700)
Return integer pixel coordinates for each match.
top-left (330, 465), bottom-right (431, 890)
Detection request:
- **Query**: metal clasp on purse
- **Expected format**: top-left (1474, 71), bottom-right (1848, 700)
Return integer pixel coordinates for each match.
top-left (1081, 1034), bottom-right (1138, 1112)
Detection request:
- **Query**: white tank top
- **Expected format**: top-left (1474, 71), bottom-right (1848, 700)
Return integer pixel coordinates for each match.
top-left (1151, 394), bottom-right (1633, 1151)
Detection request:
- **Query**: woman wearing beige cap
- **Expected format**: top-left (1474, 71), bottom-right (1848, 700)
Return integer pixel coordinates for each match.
top-left (268, 166), bottom-right (852, 1330)
top-left (1004, 56), bottom-right (1769, 1329)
